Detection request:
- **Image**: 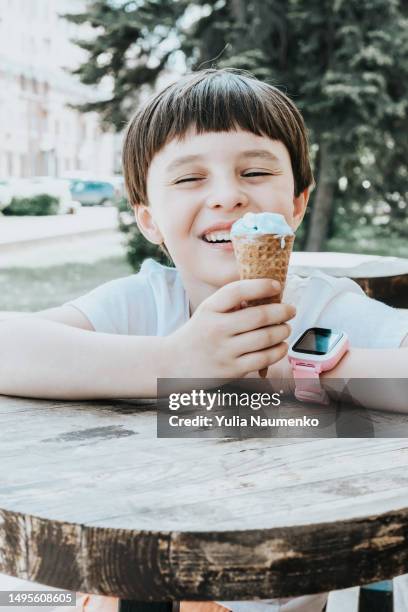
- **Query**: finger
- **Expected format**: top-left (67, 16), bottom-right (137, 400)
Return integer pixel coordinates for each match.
top-left (206, 279), bottom-right (281, 313)
top-left (226, 303), bottom-right (296, 335)
top-left (231, 323), bottom-right (291, 357)
top-left (229, 299), bottom-right (249, 313)
top-left (238, 342), bottom-right (289, 374)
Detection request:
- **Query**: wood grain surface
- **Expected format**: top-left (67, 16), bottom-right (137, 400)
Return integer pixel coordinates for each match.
top-left (2, 395), bottom-right (408, 600)
top-left (288, 252), bottom-right (408, 307)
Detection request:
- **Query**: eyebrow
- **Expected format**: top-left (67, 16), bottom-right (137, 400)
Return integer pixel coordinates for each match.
top-left (165, 149), bottom-right (280, 173)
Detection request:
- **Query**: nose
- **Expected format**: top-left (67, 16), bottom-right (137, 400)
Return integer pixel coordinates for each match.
top-left (205, 178), bottom-right (249, 211)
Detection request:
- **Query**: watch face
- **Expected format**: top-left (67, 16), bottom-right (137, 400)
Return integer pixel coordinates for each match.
top-left (292, 327), bottom-right (343, 355)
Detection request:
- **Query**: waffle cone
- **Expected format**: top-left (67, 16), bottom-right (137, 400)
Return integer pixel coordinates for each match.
top-left (232, 233), bottom-right (295, 305)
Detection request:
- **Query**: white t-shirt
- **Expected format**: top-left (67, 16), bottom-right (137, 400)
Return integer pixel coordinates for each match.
top-left (65, 258), bottom-right (407, 611)
top-left (66, 257), bottom-right (407, 349)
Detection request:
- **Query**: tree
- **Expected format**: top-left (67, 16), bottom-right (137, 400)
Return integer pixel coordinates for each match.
top-left (287, 0), bottom-right (408, 250)
top-left (65, 0), bottom-right (408, 254)
top-left (64, 0), bottom-right (187, 130)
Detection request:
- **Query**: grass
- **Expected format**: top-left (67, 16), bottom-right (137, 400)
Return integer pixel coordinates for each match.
top-left (326, 234), bottom-right (408, 257)
top-left (0, 256), bottom-right (133, 312)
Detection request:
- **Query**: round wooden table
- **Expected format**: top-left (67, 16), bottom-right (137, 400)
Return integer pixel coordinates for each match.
top-left (1, 395), bottom-right (408, 610)
top-left (290, 252), bottom-right (408, 308)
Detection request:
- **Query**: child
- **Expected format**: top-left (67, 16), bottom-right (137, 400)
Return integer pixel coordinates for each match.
top-left (1, 68), bottom-right (407, 611)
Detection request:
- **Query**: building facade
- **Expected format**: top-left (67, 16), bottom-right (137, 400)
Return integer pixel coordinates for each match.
top-left (0, 0), bottom-right (116, 179)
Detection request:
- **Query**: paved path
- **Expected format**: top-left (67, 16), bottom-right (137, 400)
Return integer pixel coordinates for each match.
top-left (0, 230), bottom-right (127, 268)
top-left (0, 207), bottom-right (118, 245)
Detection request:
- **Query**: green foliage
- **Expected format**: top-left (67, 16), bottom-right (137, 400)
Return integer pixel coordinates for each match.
top-left (285, 0), bottom-right (408, 248)
top-left (3, 194), bottom-right (59, 216)
top-left (65, 0), bottom-right (408, 256)
top-left (117, 202), bottom-right (173, 271)
top-left (326, 227), bottom-right (408, 258)
top-left (123, 225), bottom-right (173, 271)
top-left (116, 196), bottom-right (131, 213)
top-left (63, 0), bottom-right (187, 130)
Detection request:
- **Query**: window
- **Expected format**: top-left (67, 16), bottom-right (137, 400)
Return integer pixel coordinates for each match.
top-left (6, 152), bottom-right (13, 176)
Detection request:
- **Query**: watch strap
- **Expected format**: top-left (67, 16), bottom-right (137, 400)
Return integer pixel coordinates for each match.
top-left (292, 362), bottom-right (330, 405)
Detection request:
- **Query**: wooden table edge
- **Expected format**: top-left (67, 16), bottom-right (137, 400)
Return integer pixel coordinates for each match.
top-left (1, 504), bottom-right (408, 600)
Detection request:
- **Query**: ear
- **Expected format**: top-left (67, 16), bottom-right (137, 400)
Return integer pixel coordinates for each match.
top-left (134, 204), bottom-right (164, 245)
top-left (292, 186), bottom-right (311, 230)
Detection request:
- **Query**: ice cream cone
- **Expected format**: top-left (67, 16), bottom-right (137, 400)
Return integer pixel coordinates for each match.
top-left (232, 233), bottom-right (294, 301)
top-left (232, 233), bottom-right (295, 377)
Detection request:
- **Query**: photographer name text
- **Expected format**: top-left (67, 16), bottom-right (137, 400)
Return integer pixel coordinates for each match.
top-left (168, 415), bottom-right (319, 428)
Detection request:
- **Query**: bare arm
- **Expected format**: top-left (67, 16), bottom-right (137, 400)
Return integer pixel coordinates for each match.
top-left (0, 305), bottom-right (94, 329)
top-left (0, 279), bottom-right (295, 401)
top-left (0, 313), bottom-right (166, 400)
top-left (320, 340), bottom-right (408, 413)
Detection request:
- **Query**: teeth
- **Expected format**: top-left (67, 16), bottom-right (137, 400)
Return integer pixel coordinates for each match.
top-left (204, 231), bottom-right (231, 242)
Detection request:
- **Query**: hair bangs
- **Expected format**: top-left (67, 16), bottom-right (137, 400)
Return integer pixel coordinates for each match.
top-left (156, 72), bottom-right (287, 147)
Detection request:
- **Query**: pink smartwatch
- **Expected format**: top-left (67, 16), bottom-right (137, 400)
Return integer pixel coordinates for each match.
top-left (288, 327), bottom-right (349, 405)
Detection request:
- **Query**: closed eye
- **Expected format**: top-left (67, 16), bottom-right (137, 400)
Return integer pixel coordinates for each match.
top-left (243, 172), bottom-right (273, 177)
top-left (175, 177), bottom-right (202, 184)
top-left (175, 172), bottom-right (273, 184)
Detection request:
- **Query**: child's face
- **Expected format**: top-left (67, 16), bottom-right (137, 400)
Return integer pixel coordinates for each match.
top-left (136, 127), bottom-right (309, 289)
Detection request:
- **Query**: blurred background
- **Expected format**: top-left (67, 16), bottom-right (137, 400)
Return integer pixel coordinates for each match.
top-left (0, 0), bottom-right (407, 313)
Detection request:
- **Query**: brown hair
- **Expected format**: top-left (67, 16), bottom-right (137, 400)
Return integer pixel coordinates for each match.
top-left (123, 68), bottom-right (314, 210)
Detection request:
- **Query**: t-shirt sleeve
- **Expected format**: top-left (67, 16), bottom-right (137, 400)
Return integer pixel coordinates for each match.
top-left (64, 274), bottom-right (157, 336)
top-left (317, 291), bottom-right (408, 348)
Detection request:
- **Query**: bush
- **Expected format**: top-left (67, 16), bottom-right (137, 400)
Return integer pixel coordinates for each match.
top-left (116, 196), bottom-right (130, 213)
top-left (117, 198), bottom-right (173, 271)
top-left (2, 194), bottom-right (60, 216)
top-left (122, 223), bottom-right (173, 272)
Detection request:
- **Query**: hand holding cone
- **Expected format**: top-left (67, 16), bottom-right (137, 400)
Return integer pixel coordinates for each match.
top-left (231, 214), bottom-right (295, 378)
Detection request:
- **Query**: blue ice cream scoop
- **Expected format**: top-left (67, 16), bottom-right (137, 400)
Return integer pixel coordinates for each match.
top-left (231, 212), bottom-right (294, 248)
top-left (231, 212), bottom-right (294, 237)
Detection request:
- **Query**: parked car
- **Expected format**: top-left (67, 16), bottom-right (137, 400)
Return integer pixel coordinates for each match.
top-left (6, 177), bottom-right (81, 214)
top-left (0, 180), bottom-right (13, 211)
top-left (69, 179), bottom-right (117, 206)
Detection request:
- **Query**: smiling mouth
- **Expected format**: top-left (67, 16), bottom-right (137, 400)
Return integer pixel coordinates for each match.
top-left (201, 231), bottom-right (232, 244)
top-left (202, 237), bottom-right (231, 244)
top-left (200, 235), bottom-right (234, 252)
